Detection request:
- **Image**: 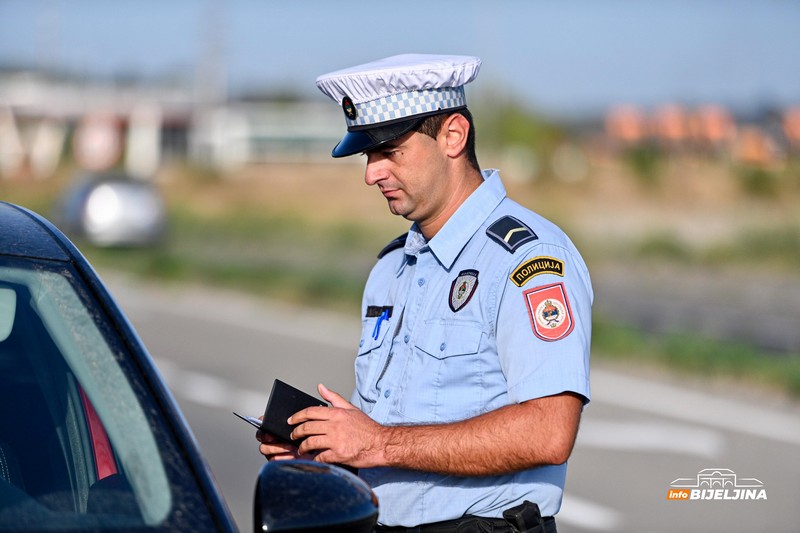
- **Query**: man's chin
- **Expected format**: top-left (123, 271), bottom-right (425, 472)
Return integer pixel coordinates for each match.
top-left (386, 201), bottom-right (409, 218)
top-left (388, 209), bottom-right (414, 222)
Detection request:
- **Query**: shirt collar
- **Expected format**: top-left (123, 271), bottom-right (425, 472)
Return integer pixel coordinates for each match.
top-left (424, 169), bottom-right (506, 269)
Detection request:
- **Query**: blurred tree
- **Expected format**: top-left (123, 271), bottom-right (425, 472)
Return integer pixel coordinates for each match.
top-left (472, 96), bottom-right (564, 179)
top-left (735, 164), bottom-right (779, 197)
top-left (623, 142), bottom-right (663, 187)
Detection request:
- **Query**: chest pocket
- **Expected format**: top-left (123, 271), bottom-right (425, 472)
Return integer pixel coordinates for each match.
top-left (402, 322), bottom-right (485, 422)
top-left (414, 322), bottom-right (483, 359)
top-left (354, 317), bottom-right (392, 409)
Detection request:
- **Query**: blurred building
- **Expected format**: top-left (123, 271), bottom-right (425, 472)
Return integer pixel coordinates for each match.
top-left (603, 101), bottom-right (794, 167)
top-left (0, 68), bottom-right (343, 180)
top-left (605, 105), bottom-right (648, 145)
top-left (2, 66), bottom-right (798, 180)
top-left (783, 107), bottom-right (800, 154)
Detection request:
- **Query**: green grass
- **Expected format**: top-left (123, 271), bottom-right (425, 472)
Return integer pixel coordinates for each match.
top-left (65, 202), bottom-right (800, 399)
top-left (707, 226), bottom-right (800, 267)
top-left (593, 317), bottom-right (800, 397)
top-left (634, 226), bottom-right (800, 269)
top-left (76, 207), bottom-right (800, 399)
top-left (5, 166), bottom-right (799, 399)
top-left (80, 207), bottom-right (374, 314)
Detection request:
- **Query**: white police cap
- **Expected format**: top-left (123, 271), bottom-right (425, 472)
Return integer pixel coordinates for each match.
top-left (316, 54), bottom-right (482, 157)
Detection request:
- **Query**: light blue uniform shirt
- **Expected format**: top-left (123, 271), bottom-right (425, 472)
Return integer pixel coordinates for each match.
top-left (352, 170), bottom-right (592, 527)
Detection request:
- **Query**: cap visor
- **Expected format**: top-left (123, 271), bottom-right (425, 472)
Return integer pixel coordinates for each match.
top-left (331, 117), bottom-right (423, 158)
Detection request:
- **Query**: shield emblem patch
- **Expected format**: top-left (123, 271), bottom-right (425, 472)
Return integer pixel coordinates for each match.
top-left (449, 269), bottom-right (479, 312)
top-left (523, 282), bottom-right (574, 341)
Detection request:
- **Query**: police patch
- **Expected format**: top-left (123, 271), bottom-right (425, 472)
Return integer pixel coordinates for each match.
top-left (523, 282), bottom-right (574, 341)
top-left (510, 256), bottom-right (564, 287)
top-left (449, 269), bottom-right (479, 312)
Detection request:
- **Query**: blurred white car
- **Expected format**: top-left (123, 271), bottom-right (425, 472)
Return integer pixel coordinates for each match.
top-left (54, 172), bottom-right (167, 247)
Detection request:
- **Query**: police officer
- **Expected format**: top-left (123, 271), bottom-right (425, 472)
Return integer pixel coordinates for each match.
top-left (258, 54), bottom-right (592, 532)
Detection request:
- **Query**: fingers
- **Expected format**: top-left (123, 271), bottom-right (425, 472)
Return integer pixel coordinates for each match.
top-left (257, 385), bottom-right (358, 464)
top-left (318, 383), bottom-right (351, 409)
top-left (261, 448), bottom-right (296, 461)
top-left (290, 419), bottom-right (326, 441)
top-left (291, 420), bottom-right (333, 456)
top-left (288, 385), bottom-right (352, 425)
top-left (257, 430), bottom-right (302, 460)
top-left (295, 435), bottom-right (317, 457)
top-left (259, 440), bottom-right (298, 459)
top-left (260, 440), bottom-right (320, 462)
top-left (259, 436), bottom-right (320, 462)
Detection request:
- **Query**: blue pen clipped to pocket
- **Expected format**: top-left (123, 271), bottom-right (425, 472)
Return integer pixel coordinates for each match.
top-left (372, 308), bottom-right (390, 340)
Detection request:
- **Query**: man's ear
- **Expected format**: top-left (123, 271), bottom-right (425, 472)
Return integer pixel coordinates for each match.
top-left (441, 113), bottom-right (470, 158)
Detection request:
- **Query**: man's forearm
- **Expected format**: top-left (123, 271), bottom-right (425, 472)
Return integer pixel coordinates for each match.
top-left (377, 393), bottom-right (583, 476)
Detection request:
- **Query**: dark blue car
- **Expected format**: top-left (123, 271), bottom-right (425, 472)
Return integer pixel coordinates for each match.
top-left (0, 201), bottom-right (378, 532)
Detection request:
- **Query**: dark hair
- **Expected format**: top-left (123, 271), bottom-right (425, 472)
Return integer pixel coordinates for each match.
top-left (415, 109), bottom-right (480, 172)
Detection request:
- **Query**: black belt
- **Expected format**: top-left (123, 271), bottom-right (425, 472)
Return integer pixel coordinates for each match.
top-left (376, 514), bottom-right (556, 533)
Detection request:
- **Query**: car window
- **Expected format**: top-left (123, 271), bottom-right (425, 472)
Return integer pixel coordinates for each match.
top-left (0, 287), bottom-right (14, 341)
top-left (0, 260), bottom-right (172, 529)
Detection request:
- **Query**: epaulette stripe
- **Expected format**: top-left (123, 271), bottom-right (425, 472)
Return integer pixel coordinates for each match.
top-left (377, 232), bottom-right (408, 258)
top-left (486, 216), bottom-right (538, 253)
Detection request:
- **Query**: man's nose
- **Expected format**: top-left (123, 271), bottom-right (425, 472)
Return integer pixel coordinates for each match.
top-left (364, 155), bottom-right (386, 186)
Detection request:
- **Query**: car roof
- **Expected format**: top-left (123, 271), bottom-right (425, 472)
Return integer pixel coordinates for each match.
top-left (0, 201), bottom-right (71, 261)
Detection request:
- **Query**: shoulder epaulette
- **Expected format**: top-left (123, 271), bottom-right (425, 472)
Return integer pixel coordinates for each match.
top-left (377, 233), bottom-right (408, 259)
top-left (486, 216), bottom-right (538, 253)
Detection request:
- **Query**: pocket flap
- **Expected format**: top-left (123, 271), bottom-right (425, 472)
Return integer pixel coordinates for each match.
top-left (415, 323), bottom-right (483, 360)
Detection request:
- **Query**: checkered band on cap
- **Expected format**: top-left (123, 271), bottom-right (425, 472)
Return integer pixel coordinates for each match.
top-left (346, 86), bottom-right (465, 128)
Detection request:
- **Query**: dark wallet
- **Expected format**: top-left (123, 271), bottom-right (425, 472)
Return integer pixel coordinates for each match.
top-left (234, 379), bottom-right (327, 447)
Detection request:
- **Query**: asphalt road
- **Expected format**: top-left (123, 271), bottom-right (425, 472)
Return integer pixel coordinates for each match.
top-left (590, 262), bottom-right (800, 354)
top-left (105, 273), bottom-right (800, 533)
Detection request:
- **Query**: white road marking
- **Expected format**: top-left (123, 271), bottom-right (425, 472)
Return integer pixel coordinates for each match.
top-left (592, 369), bottom-right (800, 446)
top-left (154, 357), bottom-right (265, 414)
top-left (559, 493), bottom-right (623, 531)
top-left (111, 276), bottom-right (358, 350)
top-left (578, 418), bottom-right (725, 458)
top-left (180, 370), bottom-right (231, 408)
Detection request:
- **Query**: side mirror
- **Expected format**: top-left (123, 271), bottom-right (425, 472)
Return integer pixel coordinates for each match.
top-left (254, 460), bottom-right (378, 532)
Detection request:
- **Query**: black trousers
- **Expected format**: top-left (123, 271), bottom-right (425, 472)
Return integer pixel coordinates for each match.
top-left (375, 514), bottom-right (557, 533)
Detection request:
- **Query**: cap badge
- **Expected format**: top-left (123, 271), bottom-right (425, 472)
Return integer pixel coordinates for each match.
top-left (342, 96), bottom-right (357, 120)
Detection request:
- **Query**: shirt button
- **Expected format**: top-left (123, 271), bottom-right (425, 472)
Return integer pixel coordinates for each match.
top-left (440, 343), bottom-right (446, 351)
top-left (404, 335), bottom-right (410, 343)
top-left (359, 339), bottom-right (364, 347)
top-left (384, 389), bottom-right (391, 398)
top-left (417, 278), bottom-right (425, 286)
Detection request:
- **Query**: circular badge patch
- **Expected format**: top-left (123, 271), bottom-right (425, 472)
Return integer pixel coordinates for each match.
top-left (535, 298), bottom-right (567, 329)
top-left (342, 96), bottom-right (357, 120)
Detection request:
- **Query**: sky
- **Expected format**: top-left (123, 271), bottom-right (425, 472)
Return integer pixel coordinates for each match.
top-left (1, 0), bottom-right (799, 119)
